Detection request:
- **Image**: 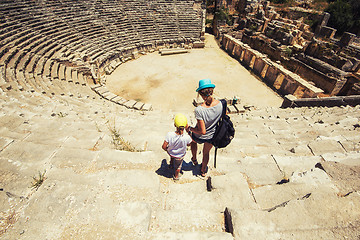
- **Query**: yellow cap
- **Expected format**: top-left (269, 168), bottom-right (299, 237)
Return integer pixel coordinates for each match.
top-left (174, 113), bottom-right (187, 128)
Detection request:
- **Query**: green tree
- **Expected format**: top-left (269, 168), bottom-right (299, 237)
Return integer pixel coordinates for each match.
top-left (215, 7), bottom-right (233, 25)
top-left (325, 0), bottom-right (356, 35)
top-left (269, 0), bottom-right (288, 4)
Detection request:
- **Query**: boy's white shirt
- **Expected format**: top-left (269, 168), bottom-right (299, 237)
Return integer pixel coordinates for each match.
top-left (165, 131), bottom-right (192, 158)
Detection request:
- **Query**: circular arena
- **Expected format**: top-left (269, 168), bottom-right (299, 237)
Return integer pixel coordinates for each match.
top-left (0, 0), bottom-right (360, 239)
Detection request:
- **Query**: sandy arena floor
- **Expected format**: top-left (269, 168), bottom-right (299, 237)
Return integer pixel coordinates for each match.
top-left (106, 34), bottom-right (283, 112)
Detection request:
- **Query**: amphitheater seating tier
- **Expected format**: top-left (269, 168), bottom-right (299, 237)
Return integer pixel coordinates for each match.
top-left (0, 0), bottom-right (203, 107)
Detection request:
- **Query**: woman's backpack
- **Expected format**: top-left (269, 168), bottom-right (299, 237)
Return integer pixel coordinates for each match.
top-left (212, 99), bottom-right (235, 168)
top-left (211, 99), bottom-right (235, 149)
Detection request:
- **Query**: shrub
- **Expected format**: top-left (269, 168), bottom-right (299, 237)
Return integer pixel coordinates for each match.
top-left (325, 0), bottom-right (355, 35)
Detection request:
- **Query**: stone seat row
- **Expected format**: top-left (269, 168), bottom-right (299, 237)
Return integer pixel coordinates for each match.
top-left (1, 25), bottom-right (196, 72)
top-left (92, 85), bottom-right (153, 111)
top-left (0, 33), bottom-right (96, 98)
top-left (1, 62), bottom-right (95, 99)
top-left (0, 20), bottom-right (111, 65)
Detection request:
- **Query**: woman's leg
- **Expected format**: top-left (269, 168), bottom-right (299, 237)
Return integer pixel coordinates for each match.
top-left (201, 142), bottom-right (213, 173)
top-left (190, 141), bottom-right (198, 165)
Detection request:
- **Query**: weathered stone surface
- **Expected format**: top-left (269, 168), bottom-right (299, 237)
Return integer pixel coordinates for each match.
top-left (308, 139), bottom-right (345, 155)
top-left (50, 147), bottom-right (98, 172)
top-left (231, 185), bottom-right (360, 238)
top-left (95, 87), bottom-right (109, 95)
top-left (165, 181), bottom-right (220, 210)
top-left (102, 91), bottom-right (117, 100)
top-left (0, 141), bottom-right (56, 164)
top-left (212, 172), bottom-right (258, 210)
top-left (61, 130), bottom-right (104, 149)
top-left (133, 101), bottom-right (144, 110)
top-left (124, 100), bottom-right (136, 108)
top-left (0, 137), bottom-right (13, 151)
top-left (241, 155), bottom-right (283, 185)
top-left (159, 48), bottom-right (189, 56)
top-left (150, 209), bottom-right (223, 233)
top-left (321, 152), bottom-right (360, 166)
top-left (193, 41), bottom-right (205, 48)
top-left (141, 103), bottom-right (153, 111)
top-left (317, 161), bottom-right (360, 195)
top-left (150, 232), bottom-right (234, 240)
top-left (272, 155), bottom-right (321, 177)
top-left (95, 148), bottom-right (158, 170)
top-left (228, 105), bottom-right (238, 113)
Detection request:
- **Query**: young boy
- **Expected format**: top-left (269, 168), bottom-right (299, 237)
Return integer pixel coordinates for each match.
top-left (162, 113), bottom-right (192, 180)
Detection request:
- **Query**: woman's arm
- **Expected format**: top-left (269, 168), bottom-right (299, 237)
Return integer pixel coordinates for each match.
top-left (187, 119), bottom-right (206, 135)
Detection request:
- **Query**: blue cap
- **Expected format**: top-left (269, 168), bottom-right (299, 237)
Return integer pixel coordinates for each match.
top-left (196, 78), bottom-right (215, 92)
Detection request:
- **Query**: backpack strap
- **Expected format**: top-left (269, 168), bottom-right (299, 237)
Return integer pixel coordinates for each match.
top-left (220, 99), bottom-right (227, 119)
top-left (214, 99), bottom-right (227, 168)
top-left (206, 99), bottom-right (227, 133)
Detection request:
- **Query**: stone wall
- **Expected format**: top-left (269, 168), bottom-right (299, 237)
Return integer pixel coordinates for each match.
top-left (222, 34), bottom-right (323, 98)
top-left (283, 55), bottom-right (343, 95)
top-left (281, 94), bottom-right (360, 108)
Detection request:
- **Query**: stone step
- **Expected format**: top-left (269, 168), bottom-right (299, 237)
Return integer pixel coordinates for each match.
top-left (150, 209), bottom-right (224, 233)
top-left (150, 232), bottom-right (233, 239)
top-left (321, 152), bottom-right (360, 166)
top-left (228, 188), bottom-right (360, 239)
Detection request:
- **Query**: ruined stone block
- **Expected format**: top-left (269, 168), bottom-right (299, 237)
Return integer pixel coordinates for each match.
top-left (103, 92), bottom-right (118, 101)
top-left (319, 26), bottom-right (336, 39)
top-left (235, 104), bottom-right (246, 113)
top-left (111, 96), bottom-right (126, 104)
top-left (279, 77), bottom-right (298, 96)
top-left (264, 65), bottom-right (278, 85)
top-left (253, 57), bottom-right (266, 75)
top-left (243, 50), bottom-right (255, 68)
top-left (133, 102), bottom-right (144, 110)
top-left (141, 103), bottom-right (153, 111)
top-left (228, 105), bottom-right (238, 114)
top-left (124, 100), bottom-right (136, 109)
top-left (308, 139), bottom-right (345, 156)
top-left (193, 41), bottom-right (205, 48)
top-left (339, 32), bottom-right (356, 47)
top-left (343, 95), bottom-right (360, 106)
top-left (160, 48), bottom-right (189, 56)
top-left (273, 73), bottom-right (285, 90)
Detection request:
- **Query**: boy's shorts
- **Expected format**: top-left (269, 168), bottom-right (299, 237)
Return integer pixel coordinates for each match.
top-left (191, 132), bottom-right (213, 144)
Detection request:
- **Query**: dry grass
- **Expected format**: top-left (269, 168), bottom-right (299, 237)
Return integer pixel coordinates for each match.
top-left (107, 120), bottom-right (142, 152)
top-left (30, 170), bottom-right (46, 190)
top-left (0, 208), bottom-right (18, 237)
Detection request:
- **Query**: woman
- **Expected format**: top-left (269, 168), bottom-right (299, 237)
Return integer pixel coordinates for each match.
top-left (186, 79), bottom-right (223, 177)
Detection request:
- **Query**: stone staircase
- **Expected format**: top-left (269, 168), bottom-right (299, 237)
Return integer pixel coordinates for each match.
top-left (0, 89), bottom-right (359, 239)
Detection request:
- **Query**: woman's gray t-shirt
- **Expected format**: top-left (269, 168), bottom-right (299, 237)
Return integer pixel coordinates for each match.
top-left (193, 102), bottom-right (223, 140)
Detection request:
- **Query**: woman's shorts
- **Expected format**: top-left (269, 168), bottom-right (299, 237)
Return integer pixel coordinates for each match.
top-left (191, 132), bottom-right (213, 144)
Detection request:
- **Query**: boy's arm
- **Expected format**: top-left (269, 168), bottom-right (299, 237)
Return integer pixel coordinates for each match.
top-left (162, 140), bottom-right (169, 152)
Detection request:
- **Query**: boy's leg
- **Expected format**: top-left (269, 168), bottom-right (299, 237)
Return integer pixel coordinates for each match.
top-left (173, 157), bottom-right (184, 180)
top-left (169, 158), bottom-right (174, 169)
